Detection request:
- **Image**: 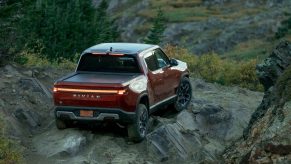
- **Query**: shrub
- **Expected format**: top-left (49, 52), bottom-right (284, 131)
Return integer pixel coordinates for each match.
top-left (163, 45), bottom-right (263, 91)
top-left (0, 138), bottom-right (22, 164)
top-left (196, 53), bottom-right (224, 82)
top-left (15, 50), bottom-right (77, 70)
top-left (0, 118), bottom-right (22, 164)
top-left (235, 59), bottom-right (263, 90)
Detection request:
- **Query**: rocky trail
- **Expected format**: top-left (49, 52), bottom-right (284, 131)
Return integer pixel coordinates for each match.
top-left (0, 64), bottom-right (263, 163)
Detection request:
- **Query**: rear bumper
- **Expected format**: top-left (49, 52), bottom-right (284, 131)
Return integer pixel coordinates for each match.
top-left (55, 106), bottom-right (136, 124)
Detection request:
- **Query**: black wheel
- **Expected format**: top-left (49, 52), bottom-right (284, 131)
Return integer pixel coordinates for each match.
top-left (174, 77), bottom-right (192, 111)
top-left (55, 118), bottom-right (67, 130)
top-left (127, 104), bottom-right (149, 142)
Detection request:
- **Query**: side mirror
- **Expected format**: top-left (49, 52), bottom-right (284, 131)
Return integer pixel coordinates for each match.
top-left (170, 58), bottom-right (178, 66)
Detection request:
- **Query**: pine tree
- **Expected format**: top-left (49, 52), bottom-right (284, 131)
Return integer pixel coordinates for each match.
top-left (275, 13), bottom-right (291, 39)
top-left (19, 0), bottom-right (119, 62)
top-left (143, 8), bottom-right (167, 45)
top-left (0, 0), bottom-right (32, 62)
top-left (95, 0), bottom-right (119, 43)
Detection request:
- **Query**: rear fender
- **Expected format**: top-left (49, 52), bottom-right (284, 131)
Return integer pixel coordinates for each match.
top-left (136, 92), bottom-right (149, 112)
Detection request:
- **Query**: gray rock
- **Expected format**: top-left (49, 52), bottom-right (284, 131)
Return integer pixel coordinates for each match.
top-left (62, 135), bottom-right (86, 156)
top-left (4, 65), bottom-right (21, 76)
top-left (192, 103), bottom-right (231, 124)
top-left (244, 41), bottom-right (291, 139)
top-left (199, 104), bottom-right (231, 124)
top-left (203, 138), bottom-right (225, 157)
top-left (33, 129), bottom-right (86, 157)
top-left (116, 0), bottom-right (149, 42)
top-left (256, 41), bottom-right (291, 91)
top-left (0, 80), bottom-right (5, 90)
top-left (176, 110), bottom-right (198, 131)
top-left (14, 108), bottom-right (41, 128)
top-left (245, 0), bottom-right (287, 8)
top-left (111, 152), bottom-right (138, 164)
top-left (147, 107), bottom-right (227, 162)
top-left (147, 120), bottom-right (222, 163)
top-left (56, 156), bottom-right (92, 164)
top-left (192, 78), bottom-right (213, 90)
top-left (23, 70), bottom-right (33, 77)
top-left (191, 98), bottom-right (211, 113)
top-left (202, 0), bottom-right (230, 6)
top-left (147, 124), bottom-right (191, 161)
top-left (0, 98), bottom-right (4, 107)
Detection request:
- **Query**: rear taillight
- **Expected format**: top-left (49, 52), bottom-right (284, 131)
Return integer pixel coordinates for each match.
top-left (117, 90), bottom-right (126, 95)
top-left (53, 87), bottom-right (126, 95)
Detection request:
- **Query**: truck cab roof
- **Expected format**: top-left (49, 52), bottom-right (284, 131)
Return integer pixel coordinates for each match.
top-left (83, 43), bottom-right (157, 55)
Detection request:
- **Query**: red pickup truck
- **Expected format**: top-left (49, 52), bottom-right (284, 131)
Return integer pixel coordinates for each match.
top-left (53, 43), bottom-right (192, 142)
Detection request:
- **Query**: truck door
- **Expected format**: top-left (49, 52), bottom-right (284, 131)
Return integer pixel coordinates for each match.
top-left (153, 48), bottom-right (179, 98)
top-left (144, 51), bottom-right (165, 103)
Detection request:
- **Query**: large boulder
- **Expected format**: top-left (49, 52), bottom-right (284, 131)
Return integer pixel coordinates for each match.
top-left (224, 41), bottom-right (291, 163)
top-left (33, 129), bottom-right (87, 157)
top-left (14, 108), bottom-right (41, 128)
top-left (256, 41), bottom-right (291, 91)
top-left (147, 123), bottom-right (192, 162)
top-left (147, 111), bottom-right (218, 163)
top-left (147, 104), bottom-right (232, 163)
top-left (244, 41), bottom-right (291, 139)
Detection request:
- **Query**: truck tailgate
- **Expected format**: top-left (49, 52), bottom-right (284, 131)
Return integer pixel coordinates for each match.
top-left (53, 72), bottom-right (138, 108)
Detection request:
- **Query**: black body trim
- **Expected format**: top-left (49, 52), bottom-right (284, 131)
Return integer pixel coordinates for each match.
top-left (149, 95), bottom-right (177, 113)
top-left (55, 106), bottom-right (135, 124)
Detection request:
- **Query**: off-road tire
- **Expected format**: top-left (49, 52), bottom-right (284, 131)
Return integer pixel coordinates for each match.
top-left (127, 104), bottom-right (149, 142)
top-left (174, 77), bottom-right (192, 111)
top-left (55, 118), bottom-right (67, 130)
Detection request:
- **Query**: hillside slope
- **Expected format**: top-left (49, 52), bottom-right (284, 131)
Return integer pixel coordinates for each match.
top-left (103, 0), bottom-right (291, 60)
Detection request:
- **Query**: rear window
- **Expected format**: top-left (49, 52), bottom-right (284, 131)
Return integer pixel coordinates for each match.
top-left (77, 54), bottom-right (141, 73)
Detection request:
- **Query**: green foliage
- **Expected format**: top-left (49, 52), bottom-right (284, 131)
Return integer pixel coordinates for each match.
top-left (164, 45), bottom-right (263, 91)
top-left (143, 8), bottom-right (167, 44)
top-left (19, 0), bottom-right (119, 62)
top-left (18, 50), bottom-right (77, 70)
top-left (226, 59), bottom-right (263, 90)
top-left (0, 118), bottom-right (22, 164)
top-left (0, 0), bottom-right (32, 62)
top-left (275, 13), bottom-right (291, 39)
top-left (95, 0), bottom-right (119, 43)
top-left (222, 39), bottom-right (271, 61)
top-left (196, 53), bottom-right (224, 82)
top-left (0, 138), bottom-right (22, 164)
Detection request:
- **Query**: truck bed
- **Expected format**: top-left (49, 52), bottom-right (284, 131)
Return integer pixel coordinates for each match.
top-left (62, 72), bottom-right (139, 85)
